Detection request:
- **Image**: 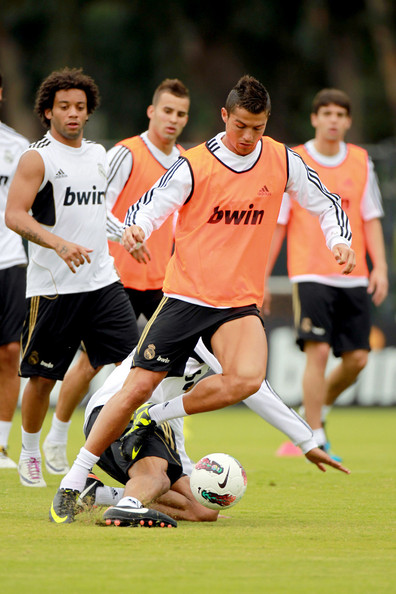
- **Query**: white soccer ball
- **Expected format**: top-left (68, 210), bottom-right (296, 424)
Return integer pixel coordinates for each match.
top-left (190, 452), bottom-right (247, 510)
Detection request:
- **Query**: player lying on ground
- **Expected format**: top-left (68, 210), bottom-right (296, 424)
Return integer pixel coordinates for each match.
top-left (50, 339), bottom-right (350, 525)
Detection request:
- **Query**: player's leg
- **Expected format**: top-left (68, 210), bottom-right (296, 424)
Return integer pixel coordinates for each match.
top-left (325, 349), bottom-right (369, 407)
top-left (180, 314), bottom-right (267, 415)
top-left (0, 266), bottom-right (26, 468)
top-left (43, 349), bottom-right (104, 475)
top-left (150, 475), bottom-right (218, 522)
top-left (325, 286), bottom-right (371, 408)
top-left (302, 341), bottom-right (330, 433)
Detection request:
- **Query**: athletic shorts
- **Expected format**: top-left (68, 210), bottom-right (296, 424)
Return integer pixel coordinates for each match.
top-left (133, 297), bottom-right (264, 376)
top-left (0, 265), bottom-right (26, 346)
top-left (20, 281), bottom-right (139, 380)
top-left (125, 287), bottom-right (163, 322)
top-left (292, 282), bottom-right (371, 357)
top-left (84, 406), bottom-right (183, 485)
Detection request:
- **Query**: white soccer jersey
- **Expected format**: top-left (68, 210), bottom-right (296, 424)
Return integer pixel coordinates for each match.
top-left (25, 131), bottom-right (118, 297)
top-left (84, 340), bottom-right (316, 475)
top-left (0, 122), bottom-right (29, 269)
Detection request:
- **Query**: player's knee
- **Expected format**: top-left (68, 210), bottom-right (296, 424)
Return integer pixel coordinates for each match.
top-left (225, 375), bottom-right (263, 403)
top-left (345, 350), bottom-right (368, 374)
top-left (0, 341), bottom-right (20, 368)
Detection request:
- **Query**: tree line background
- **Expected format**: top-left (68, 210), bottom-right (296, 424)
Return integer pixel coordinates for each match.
top-left (1, 0), bottom-right (395, 342)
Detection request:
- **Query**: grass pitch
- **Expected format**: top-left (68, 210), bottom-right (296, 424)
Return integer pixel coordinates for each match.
top-left (1, 406), bottom-right (395, 594)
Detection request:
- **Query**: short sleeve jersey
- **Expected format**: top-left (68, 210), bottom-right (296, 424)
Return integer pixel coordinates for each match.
top-left (0, 122), bottom-right (29, 269)
top-left (25, 131), bottom-right (118, 297)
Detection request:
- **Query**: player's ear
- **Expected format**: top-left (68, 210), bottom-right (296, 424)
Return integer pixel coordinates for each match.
top-left (147, 104), bottom-right (154, 119)
top-left (221, 107), bottom-right (228, 125)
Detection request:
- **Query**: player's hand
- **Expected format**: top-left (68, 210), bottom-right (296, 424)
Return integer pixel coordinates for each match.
top-left (131, 243), bottom-right (151, 264)
top-left (122, 225), bottom-right (146, 254)
top-left (305, 447), bottom-right (351, 474)
top-left (367, 267), bottom-right (388, 306)
top-left (55, 240), bottom-right (93, 273)
top-left (332, 244), bottom-right (356, 275)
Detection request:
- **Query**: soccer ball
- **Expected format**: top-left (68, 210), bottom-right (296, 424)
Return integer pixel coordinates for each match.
top-left (190, 452), bottom-right (247, 510)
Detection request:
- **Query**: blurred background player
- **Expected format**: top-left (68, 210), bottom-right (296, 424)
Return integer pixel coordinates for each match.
top-left (50, 339), bottom-right (349, 524)
top-left (266, 88), bottom-right (388, 458)
top-left (5, 68), bottom-right (138, 487)
top-left (43, 79), bottom-right (190, 473)
top-left (0, 73), bottom-right (29, 469)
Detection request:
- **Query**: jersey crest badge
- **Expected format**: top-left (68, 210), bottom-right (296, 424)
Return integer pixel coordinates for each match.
top-left (144, 344), bottom-right (156, 360)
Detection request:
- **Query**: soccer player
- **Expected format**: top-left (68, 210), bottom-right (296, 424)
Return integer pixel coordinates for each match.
top-left (5, 68), bottom-right (138, 487)
top-left (265, 89), bottom-right (388, 458)
top-left (43, 80), bottom-right (190, 471)
top-left (0, 73), bottom-right (29, 469)
top-left (50, 339), bottom-right (350, 524)
top-left (49, 74), bottom-right (355, 508)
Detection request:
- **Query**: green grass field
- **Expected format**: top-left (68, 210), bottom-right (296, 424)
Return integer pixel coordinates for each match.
top-left (1, 406), bottom-right (395, 594)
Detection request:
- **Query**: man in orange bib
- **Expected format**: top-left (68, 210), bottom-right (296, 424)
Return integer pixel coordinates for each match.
top-left (266, 89), bottom-right (388, 459)
top-left (51, 76), bottom-right (355, 513)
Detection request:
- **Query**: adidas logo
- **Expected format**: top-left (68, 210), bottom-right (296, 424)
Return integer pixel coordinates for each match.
top-left (55, 168), bottom-right (67, 179)
top-left (257, 185), bottom-right (270, 196)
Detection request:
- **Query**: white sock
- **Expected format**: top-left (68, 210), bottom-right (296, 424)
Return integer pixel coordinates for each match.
top-left (20, 428), bottom-right (41, 459)
top-left (117, 496), bottom-right (143, 509)
top-left (313, 427), bottom-right (327, 447)
top-left (321, 405), bottom-right (332, 424)
top-left (95, 486), bottom-right (124, 506)
top-left (150, 396), bottom-right (187, 424)
top-left (0, 421), bottom-right (12, 448)
top-left (60, 447), bottom-right (99, 491)
top-left (46, 414), bottom-right (71, 444)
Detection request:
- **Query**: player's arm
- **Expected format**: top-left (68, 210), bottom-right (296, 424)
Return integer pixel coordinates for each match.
top-left (286, 148), bottom-right (355, 275)
top-left (364, 217), bottom-right (388, 306)
top-left (5, 150), bottom-right (92, 273)
top-left (262, 222), bottom-right (287, 315)
top-left (122, 157), bottom-right (192, 253)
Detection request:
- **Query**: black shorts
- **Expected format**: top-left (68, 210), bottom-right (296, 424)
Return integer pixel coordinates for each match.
top-left (133, 297), bottom-right (263, 376)
top-left (0, 265), bottom-right (26, 346)
top-left (84, 406), bottom-right (183, 485)
top-left (20, 281), bottom-right (139, 380)
top-left (292, 282), bottom-right (371, 357)
top-left (125, 287), bottom-right (163, 322)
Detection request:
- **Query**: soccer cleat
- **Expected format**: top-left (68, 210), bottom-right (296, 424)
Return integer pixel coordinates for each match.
top-left (76, 472), bottom-right (104, 508)
top-left (18, 457), bottom-right (47, 487)
top-left (49, 488), bottom-right (80, 523)
top-left (0, 446), bottom-right (18, 469)
top-left (43, 438), bottom-right (70, 475)
top-left (119, 403), bottom-right (157, 461)
top-left (319, 442), bottom-right (343, 463)
top-left (103, 503), bottom-right (177, 528)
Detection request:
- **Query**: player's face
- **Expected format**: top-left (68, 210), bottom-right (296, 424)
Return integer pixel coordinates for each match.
top-left (45, 89), bottom-right (88, 146)
top-left (311, 103), bottom-right (351, 143)
top-left (147, 92), bottom-right (189, 148)
top-left (221, 107), bottom-right (268, 156)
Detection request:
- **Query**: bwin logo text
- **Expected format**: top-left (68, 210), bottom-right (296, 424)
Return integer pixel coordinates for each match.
top-left (63, 186), bottom-right (105, 206)
top-left (208, 204), bottom-right (264, 225)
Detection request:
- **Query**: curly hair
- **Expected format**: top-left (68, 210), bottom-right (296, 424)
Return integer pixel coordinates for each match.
top-left (34, 67), bottom-right (100, 127)
top-left (225, 75), bottom-right (271, 116)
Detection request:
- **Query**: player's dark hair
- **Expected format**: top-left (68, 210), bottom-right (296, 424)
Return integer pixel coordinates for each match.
top-left (34, 67), bottom-right (100, 127)
top-left (0, 73), bottom-right (2, 87)
top-left (152, 78), bottom-right (190, 105)
top-left (225, 75), bottom-right (271, 116)
top-left (312, 88), bottom-right (351, 115)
